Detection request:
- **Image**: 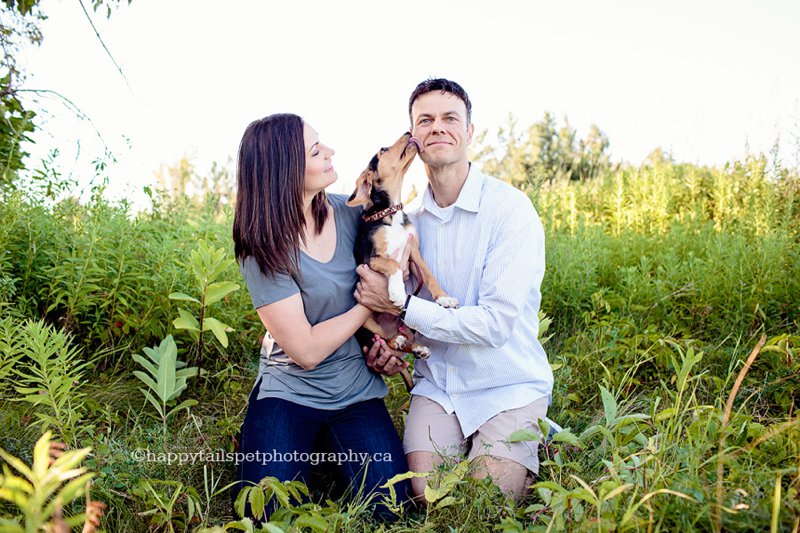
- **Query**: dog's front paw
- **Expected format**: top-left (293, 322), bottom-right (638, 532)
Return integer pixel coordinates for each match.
top-left (392, 335), bottom-right (408, 350)
top-left (436, 296), bottom-right (459, 308)
top-left (411, 345), bottom-right (431, 360)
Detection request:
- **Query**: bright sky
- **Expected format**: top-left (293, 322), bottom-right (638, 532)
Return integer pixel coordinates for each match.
top-left (19, 0), bottom-right (800, 207)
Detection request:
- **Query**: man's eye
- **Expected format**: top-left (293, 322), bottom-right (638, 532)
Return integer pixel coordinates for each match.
top-left (418, 119), bottom-right (431, 125)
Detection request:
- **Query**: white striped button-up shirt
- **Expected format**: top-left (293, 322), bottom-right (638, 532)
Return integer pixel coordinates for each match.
top-left (404, 164), bottom-right (553, 437)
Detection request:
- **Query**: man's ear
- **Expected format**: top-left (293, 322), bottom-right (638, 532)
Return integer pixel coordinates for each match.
top-left (466, 122), bottom-right (475, 145)
top-left (346, 169), bottom-right (374, 206)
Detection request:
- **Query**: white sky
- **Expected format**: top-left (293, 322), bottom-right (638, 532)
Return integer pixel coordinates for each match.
top-left (18, 0), bottom-right (800, 207)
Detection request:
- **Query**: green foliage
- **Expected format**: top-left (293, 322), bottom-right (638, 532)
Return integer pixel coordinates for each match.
top-left (472, 112), bottom-right (612, 195)
top-left (0, 431), bottom-right (97, 532)
top-left (1, 0), bottom-right (132, 189)
top-left (0, 317), bottom-right (23, 392)
top-left (132, 335), bottom-right (198, 436)
top-left (1, 115), bottom-right (799, 530)
top-left (227, 476), bottom-right (365, 532)
top-left (0, 76), bottom-right (36, 187)
top-left (132, 479), bottom-right (202, 533)
top-left (8, 319), bottom-right (90, 446)
top-left (170, 239), bottom-right (240, 369)
top-left (0, 190), bottom-right (256, 368)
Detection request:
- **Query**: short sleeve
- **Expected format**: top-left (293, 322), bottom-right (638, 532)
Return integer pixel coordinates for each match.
top-left (240, 256), bottom-right (300, 309)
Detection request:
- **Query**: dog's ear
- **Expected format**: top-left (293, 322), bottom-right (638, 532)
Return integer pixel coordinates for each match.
top-left (346, 169), bottom-right (374, 206)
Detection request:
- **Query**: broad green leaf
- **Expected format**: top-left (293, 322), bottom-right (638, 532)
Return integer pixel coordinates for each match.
top-left (169, 292), bottom-right (200, 303)
top-left (531, 480), bottom-right (568, 493)
top-left (205, 282), bottom-right (240, 306)
top-left (133, 370), bottom-right (158, 394)
top-left (551, 429), bottom-right (583, 448)
top-left (140, 388), bottom-right (165, 416)
top-left (203, 317), bottom-right (231, 348)
top-left (166, 399), bottom-right (198, 418)
top-left (508, 428), bottom-right (540, 443)
top-left (174, 309), bottom-right (200, 332)
top-left (132, 354), bottom-right (157, 377)
top-left (294, 514), bottom-right (330, 533)
top-left (249, 488), bottom-right (265, 522)
top-left (175, 367), bottom-right (199, 379)
top-left (233, 487), bottom-right (250, 520)
top-left (600, 386), bottom-right (617, 426)
top-left (434, 495), bottom-right (462, 509)
top-left (156, 336), bottom-right (178, 403)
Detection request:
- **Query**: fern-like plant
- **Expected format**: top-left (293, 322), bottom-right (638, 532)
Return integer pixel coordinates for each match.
top-left (11, 319), bottom-right (90, 446)
top-left (0, 431), bottom-right (104, 532)
top-left (0, 317), bottom-right (23, 394)
top-left (133, 335), bottom-right (198, 437)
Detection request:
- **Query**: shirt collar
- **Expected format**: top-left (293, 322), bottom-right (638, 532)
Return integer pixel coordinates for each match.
top-left (421, 164), bottom-right (483, 215)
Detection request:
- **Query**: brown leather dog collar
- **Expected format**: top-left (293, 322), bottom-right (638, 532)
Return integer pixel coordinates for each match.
top-left (362, 203), bottom-right (403, 223)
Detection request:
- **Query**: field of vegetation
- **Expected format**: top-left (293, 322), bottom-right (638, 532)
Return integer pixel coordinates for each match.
top-left (1, 117), bottom-right (799, 531)
top-left (1, 0), bottom-right (798, 530)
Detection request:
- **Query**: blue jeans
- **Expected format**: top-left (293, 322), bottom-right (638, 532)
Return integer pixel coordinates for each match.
top-left (237, 384), bottom-right (411, 520)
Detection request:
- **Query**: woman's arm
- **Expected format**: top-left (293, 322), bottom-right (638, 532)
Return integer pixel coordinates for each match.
top-left (256, 293), bottom-right (372, 370)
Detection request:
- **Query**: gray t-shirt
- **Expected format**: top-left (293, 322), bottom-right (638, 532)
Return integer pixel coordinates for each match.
top-left (240, 194), bottom-right (387, 409)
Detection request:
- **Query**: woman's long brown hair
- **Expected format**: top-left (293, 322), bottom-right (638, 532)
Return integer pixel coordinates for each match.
top-left (233, 113), bottom-right (328, 278)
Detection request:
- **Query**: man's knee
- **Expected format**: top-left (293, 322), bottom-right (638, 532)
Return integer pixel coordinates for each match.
top-left (406, 451), bottom-right (438, 501)
top-left (470, 455), bottom-right (532, 501)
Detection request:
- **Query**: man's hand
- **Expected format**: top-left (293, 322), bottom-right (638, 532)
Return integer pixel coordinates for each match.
top-left (355, 264), bottom-right (402, 314)
top-left (363, 335), bottom-right (410, 376)
top-left (354, 235), bottom-right (414, 313)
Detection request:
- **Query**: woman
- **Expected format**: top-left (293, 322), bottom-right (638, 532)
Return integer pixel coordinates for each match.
top-left (232, 113), bottom-right (410, 519)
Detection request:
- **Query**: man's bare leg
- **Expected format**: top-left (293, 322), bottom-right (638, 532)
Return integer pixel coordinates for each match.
top-left (407, 451), bottom-right (444, 504)
top-left (470, 455), bottom-right (533, 501)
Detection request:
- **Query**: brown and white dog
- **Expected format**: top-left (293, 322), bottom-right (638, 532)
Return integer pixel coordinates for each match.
top-left (347, 132), bottom-right (458, 388)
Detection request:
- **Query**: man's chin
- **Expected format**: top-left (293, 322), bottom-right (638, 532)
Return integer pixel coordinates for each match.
top-left (420, 153), bottom-right (450, 167)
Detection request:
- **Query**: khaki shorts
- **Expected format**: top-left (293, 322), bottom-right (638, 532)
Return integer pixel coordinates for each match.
top-left (403, 395), bottom-right (549, 474)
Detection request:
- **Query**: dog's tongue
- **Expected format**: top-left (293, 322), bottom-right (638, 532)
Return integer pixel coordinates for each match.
top-left (409, 137), bottom-right (424, 153)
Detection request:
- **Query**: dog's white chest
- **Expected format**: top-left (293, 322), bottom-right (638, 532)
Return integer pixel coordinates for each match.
top-left (385, 214), bottom-right (414, 261)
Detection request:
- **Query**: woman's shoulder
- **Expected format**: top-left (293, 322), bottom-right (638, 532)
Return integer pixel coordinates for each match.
top-left (329, 193), bottom-right (362, 222)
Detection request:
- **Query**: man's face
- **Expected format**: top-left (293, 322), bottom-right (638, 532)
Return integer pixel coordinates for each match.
top-left (410, 91), bottom-right (474, 168)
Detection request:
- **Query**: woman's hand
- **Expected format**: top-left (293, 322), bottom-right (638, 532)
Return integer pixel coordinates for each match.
top-left (363, 335), bottom-right (409, 376)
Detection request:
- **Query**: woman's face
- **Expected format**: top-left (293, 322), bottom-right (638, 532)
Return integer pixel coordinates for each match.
top-left (303, 123), bottom-right (337, 196)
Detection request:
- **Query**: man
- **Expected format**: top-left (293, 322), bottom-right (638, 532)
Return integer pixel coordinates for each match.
top-left (354, 78), bottom-right (553, 501)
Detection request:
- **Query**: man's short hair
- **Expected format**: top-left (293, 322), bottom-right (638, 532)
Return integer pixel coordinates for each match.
top-left (408, 78), bottom-right (472, 125)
